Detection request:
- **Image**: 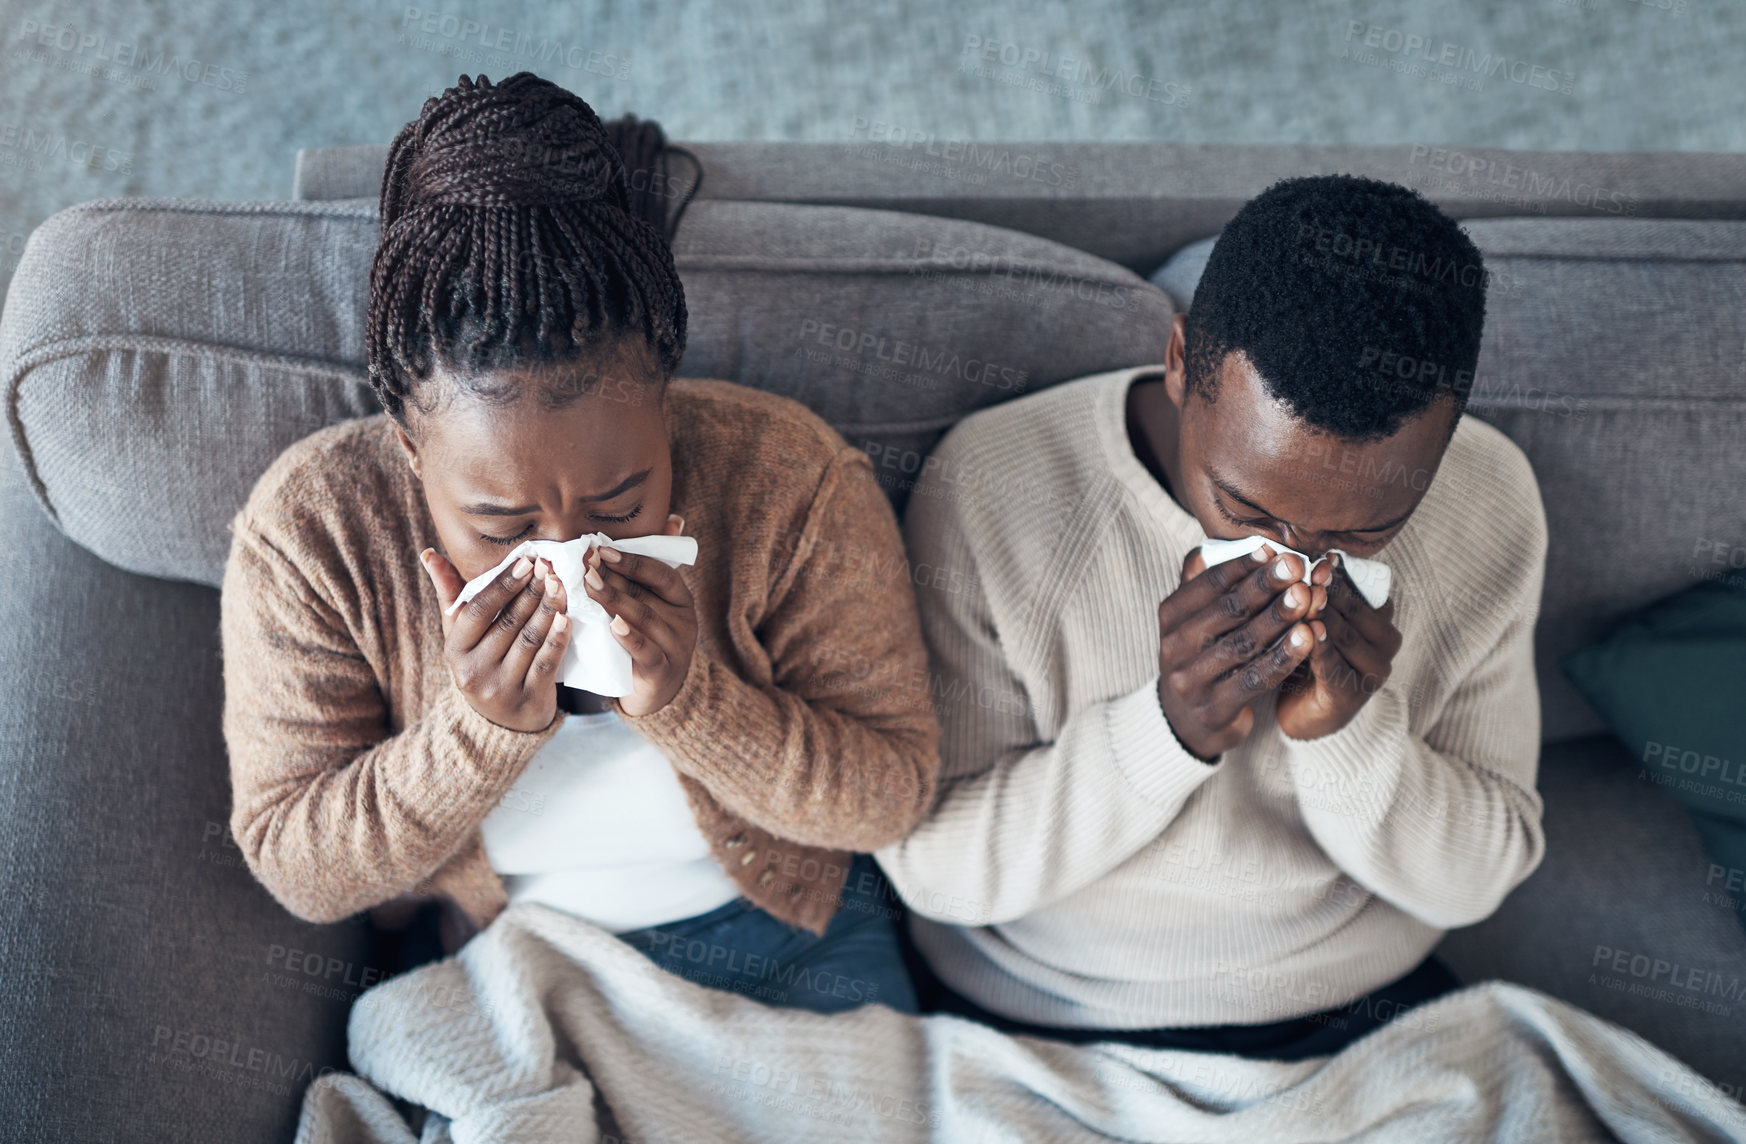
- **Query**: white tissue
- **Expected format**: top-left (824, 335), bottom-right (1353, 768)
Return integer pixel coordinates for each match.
top-left (444, 532), bottom-right (699, 697)
top-left (1198, 534), bottom-right (1391, 609)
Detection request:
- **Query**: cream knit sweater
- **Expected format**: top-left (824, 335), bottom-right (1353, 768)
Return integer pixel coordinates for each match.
top-left (876, 365), bottom-right (1548, 1029)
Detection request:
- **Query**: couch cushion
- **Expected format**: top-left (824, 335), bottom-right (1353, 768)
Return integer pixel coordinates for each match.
top-left (1149, 220), bottom-right (1746, 744)
top-left (1562, 578), bottom-right (1746, 935)
top-left (1150, 236), bottom-right (1216, 312)
top-left (0, 196), bottom-right (1172, 588)
top-left (0, 436), bottom-right (375, 1141)
top-left (1435, 734), bottom-right (1746, 1093)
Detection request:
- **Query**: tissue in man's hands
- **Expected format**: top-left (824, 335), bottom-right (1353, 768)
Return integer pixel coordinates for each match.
top-left (444, 532), bottom-right (698, 697)
top-left (1198, 534), bottom-right (1391, 609)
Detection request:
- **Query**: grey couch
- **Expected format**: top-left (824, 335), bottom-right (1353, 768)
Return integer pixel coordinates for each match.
top-left (3, 140), bottom-right (1744, 1142)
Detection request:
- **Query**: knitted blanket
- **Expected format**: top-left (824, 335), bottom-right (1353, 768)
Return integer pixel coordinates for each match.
top-left (293, 902), bottom-right (1746, 1144)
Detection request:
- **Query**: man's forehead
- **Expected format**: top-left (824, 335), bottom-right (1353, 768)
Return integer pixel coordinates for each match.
top-left (1200, 353), bottom-right (1312, 453)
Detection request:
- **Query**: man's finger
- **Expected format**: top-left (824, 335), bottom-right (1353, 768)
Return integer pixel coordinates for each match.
top-left (1182, 547), bottom-right (1208, 582)
top-left (1304, 634), bottom-right (1372, 701)
top-left (1325, 561), bottom-right (1402, 655)
top-left (1278, 656), bottom-right (1315, 698)
top-left (1161, 543), bottom-right (1288, 632)
top-left (1204, 622), bottom-right (1315, 721)
top-left (1332, 589), bottom-right (1398, 649)
top-left (1318, 607), bottom-right (1394, 684)
top-left (1182, 580), bottom-right (1314, 688)
top-left (1167, 549), bottom-right (1309, 665)
top-left (1324, 557), bottom-right (1388, 618)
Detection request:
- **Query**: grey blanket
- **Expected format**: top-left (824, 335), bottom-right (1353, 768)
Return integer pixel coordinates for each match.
top-left (293, 902), bottom-right (1746, 1143)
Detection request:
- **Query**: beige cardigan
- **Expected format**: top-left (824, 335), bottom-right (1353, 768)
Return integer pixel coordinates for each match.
top-left (221, 378), bottom-right (941, 945)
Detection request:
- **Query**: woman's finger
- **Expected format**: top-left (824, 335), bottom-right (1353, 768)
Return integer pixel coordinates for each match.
top-left (469, 556), bottom-right (553, 666)
top-left (584, 559), bottom-right (684, 664)
top-left (522, 604), bottom-right (571, 691)
top-left (592, 545), bottom-right (693, 608)
top-left (500, 560), bottom-right (569, 687)
top-left (607, 610), bottom-right (671, 680)
top-left (585, 559), bottom-right (674, 638)
top-left (450, 554), bottom-right (537, 652)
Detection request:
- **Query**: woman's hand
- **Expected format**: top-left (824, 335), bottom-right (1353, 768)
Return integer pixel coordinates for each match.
top-left (584, 513), bottom-right (697, 718)
top-left (420, 547), bottom-right (572, 733)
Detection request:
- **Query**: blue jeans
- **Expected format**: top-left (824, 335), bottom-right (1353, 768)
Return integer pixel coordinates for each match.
top-left (615, 854), bottom-right (917, 1015)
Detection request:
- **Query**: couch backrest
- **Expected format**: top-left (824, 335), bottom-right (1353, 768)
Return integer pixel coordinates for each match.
top-left (297, 141), bottom-right (1746, 275)
top-left (0, 196), bottom-right (1171, 589)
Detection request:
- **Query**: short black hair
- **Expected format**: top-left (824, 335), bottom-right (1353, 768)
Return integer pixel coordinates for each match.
top-left (1183, 173), bottom-right (1487, 442)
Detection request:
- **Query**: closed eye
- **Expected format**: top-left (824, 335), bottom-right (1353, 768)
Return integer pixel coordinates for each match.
top-left (1215, 500), bottom-right (1272, 529)
top-left (593, 505), bottom-right (643, 524)
top-left (479, 503), bottom-right (643, 545)
top-left (481, 523), bottom-right (534, 546)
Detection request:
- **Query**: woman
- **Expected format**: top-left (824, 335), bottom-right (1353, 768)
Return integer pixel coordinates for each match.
top-left (219, 72), bottom-right (939, 1015)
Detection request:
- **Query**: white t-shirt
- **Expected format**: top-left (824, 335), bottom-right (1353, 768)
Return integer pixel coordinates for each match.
top-left (479, 709), bottom-right (742, 933)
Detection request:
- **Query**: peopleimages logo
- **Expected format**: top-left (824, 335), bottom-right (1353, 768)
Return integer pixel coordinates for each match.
top-left (1591, 944), bottom-right (1745, 1011)
top-left (848, 118), bottom-right (1079, 189)
top-left (399, 8), bottom-right (631, 78)
top-left (0, 120), bottom-right (132, 173)
top-left (1296, 222), bottom-right (1498, 297)
top-left (1408, 145), bottom-right (1637, 216)
top-left (1343, 21), bottom-right (1575, 95)
top-left (959, 34), bottom-right (1193, 107)
top-left (795, 318), bottom-right (1029, 392)
top-left (16, 18), bottom-right (249, 92)
top-left (1642, 740), bottom-right (1746, 792)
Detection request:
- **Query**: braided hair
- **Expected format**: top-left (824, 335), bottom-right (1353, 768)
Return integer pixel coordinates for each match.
top-left (367, 72), bottom-right (701, 435)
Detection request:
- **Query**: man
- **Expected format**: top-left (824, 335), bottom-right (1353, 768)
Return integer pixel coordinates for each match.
top-left (875, 174), bottom-right (1548, 1059)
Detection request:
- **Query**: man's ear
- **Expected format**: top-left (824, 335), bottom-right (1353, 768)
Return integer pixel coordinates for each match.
top-left (1163, 312), bottom-right (1190, 410)
top-left (392, 420), bottom-right (423, 481)
top-left (1436, 393), bottom-right (1464, 450)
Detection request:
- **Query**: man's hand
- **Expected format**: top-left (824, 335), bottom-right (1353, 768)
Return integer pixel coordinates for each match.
top-left (1157, 544), bottom-right (1326, 761)
top-left (583, 513), bottom-right (698, 718)
top-left (1276, 552), bottom-right (1403, 741)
